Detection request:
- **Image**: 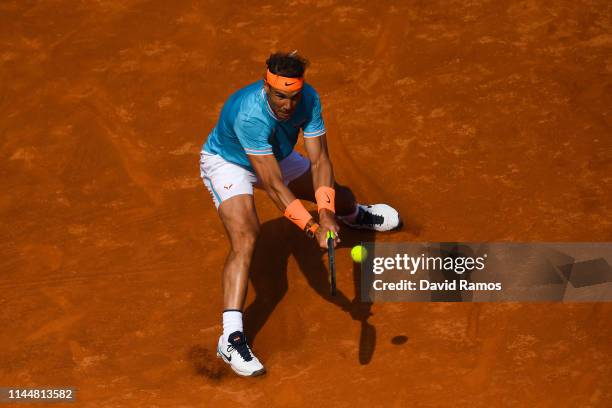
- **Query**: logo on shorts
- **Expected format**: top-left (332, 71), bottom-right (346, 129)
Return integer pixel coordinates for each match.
top-left (224, 184), bottom-right (233, 190)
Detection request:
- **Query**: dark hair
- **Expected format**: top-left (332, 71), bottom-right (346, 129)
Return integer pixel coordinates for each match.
top-left (266, 51), bottom-right (308, 78)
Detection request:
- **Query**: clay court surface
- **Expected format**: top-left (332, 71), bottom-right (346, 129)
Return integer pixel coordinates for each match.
top-left (1, 0), bottom-right (611, 406)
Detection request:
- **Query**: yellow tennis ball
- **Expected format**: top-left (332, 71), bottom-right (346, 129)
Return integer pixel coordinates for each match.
top-left (351, 245), bottom-right (368, 263)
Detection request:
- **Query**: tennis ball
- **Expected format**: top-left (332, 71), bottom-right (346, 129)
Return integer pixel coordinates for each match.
top-left (351, 245), bottom-right (368, 263)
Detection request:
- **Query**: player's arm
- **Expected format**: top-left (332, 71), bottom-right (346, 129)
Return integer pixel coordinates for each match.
top-left (248, 154), bottom-right (296, 211)
top-left (304, 134), bottom-right (340, 243)
top-left (299, 89), bottom-right (339, 243)
top-left (303, 133), bottom-right (334, 191)
top-left (248, 153), bottom-right (327, 246)
top-left (234, 115), bottom-right (298, 212)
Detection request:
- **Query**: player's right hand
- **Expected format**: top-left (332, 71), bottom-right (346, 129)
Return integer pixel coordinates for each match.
top-left (314, 225), bottom-right (340, 249)
top-left (317, 209), bottom-right (340, 249)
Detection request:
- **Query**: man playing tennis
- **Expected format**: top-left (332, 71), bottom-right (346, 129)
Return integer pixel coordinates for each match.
top-left (199, 51), bottom-right (400, 377)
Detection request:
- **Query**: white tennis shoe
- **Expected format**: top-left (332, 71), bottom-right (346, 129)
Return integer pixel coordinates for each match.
top-left (341, 204), bottom-right (401, 232)
top-left (216, 331), bottom-right (266, 377)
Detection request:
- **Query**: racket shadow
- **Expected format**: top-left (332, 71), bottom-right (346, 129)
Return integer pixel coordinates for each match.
top-left (244, 216), bottom-right (377, 365)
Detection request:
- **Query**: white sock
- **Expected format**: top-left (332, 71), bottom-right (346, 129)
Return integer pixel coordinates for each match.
top-left (339, 204), bottom-right (360, 223)
top-left (222, 310), bottom-right (243, 345)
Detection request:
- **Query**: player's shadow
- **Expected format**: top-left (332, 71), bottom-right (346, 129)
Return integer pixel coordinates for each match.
top-left (244, 216), bottom-right (377, 365)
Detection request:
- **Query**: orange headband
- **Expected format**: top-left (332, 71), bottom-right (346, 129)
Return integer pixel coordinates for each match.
top-left (266, 69), bottom-right (304, 92)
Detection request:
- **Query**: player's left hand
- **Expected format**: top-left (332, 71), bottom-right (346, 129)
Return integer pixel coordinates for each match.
top-left (318, 209), bottom-right (340, 248)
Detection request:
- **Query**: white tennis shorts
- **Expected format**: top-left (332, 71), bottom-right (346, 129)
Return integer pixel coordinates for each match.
top-left (199, 150), bottom-right (310, 209)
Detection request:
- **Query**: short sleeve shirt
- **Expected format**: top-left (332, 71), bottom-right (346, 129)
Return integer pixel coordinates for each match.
top-left (203, 80), bottom-right (326, 172)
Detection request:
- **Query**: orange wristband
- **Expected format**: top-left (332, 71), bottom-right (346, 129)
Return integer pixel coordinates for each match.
top-left (315, 186), bottom-right (335, 213)
top-left (284, 199), bottom-right (313, 230)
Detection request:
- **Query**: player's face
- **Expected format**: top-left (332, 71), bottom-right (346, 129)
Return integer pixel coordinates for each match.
top-left (264, 82), bottom-right (302, 121)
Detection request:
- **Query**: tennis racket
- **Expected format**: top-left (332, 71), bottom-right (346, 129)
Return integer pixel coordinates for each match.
top-left (326, 231), bottom-right (336, 296)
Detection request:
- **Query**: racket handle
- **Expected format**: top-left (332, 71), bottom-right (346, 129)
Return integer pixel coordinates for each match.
top-left (327, 230), bottom-right (336, 296)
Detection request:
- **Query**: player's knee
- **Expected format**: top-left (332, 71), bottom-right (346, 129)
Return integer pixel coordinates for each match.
top-left (334, 182), bottom-right (352, 195)
top-left (230, 226), bottom-right (259, 255)
top-left (331, 184), bottom-right (356, 216)
top-left (335, 183), bottom-right (356, 206)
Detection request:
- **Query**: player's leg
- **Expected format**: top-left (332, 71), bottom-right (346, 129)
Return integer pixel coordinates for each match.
top-left (218, 194), bottom-right (260, 312)
top-left (283, 152), bottom-right (401, 231)
top-left (215, 195), bottom-right (265, 377)
top-left (200, 151), bottom-right (265, 377)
